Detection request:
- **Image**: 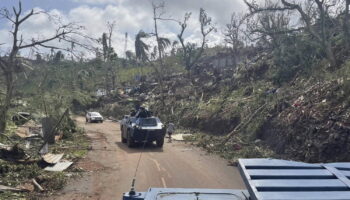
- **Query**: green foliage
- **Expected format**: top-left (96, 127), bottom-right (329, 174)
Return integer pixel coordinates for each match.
top-left (41, 172), bottom-right (68, 191)
top-left (99, 102), bottom-right (134, 119)
top-left (270, 34), bottom-right (319, 85)
top-left (118, 65), bottom-right (154, 83)
top-left (0, 161), bottom-right (41, 186)
top-left (192, 132), bottom-right (275, 162)
top-left (52, 127), bottom-right (89, 160)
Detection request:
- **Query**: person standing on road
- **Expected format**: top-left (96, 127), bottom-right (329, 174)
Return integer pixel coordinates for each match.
top-left (167, 122), bottom-right (175, 143)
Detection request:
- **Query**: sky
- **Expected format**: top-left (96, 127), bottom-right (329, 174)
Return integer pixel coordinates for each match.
top-left (0, 0), bottom-right (248, 58)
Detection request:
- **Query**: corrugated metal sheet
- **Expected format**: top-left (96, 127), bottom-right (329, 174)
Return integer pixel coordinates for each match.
top-left (44, 161), bottom-right (73, 172)
top-left (238, 158), bottom-right (350, 200)
top-left (42, 153), bottom-right (64, 164)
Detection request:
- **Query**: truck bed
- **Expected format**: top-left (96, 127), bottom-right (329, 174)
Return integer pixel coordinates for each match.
top-left (239, 158), bottom-right (350, 200)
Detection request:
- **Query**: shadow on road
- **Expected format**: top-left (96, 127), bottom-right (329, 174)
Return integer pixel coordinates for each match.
top-left (115, 142), bottom-right (164, 153)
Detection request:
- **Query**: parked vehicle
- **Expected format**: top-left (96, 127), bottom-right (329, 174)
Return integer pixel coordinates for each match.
top-left (86, 112), bottom-right (103, 123)
top-left (120, 115), bottom-right (137, 143)
top-left (121, 116), bottom-right (165, 148)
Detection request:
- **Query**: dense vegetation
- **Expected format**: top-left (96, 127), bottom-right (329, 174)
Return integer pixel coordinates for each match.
top-left (1, 0), bottom-right (350, 164)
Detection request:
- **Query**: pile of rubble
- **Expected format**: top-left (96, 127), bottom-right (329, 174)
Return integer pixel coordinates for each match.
top-left (0, 111), bottom-right (86, 197)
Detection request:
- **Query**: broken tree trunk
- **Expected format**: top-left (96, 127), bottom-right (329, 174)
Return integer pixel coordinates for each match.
top-left (0, 62), bottom-right (15, 134)
top-left (32, 179), bottom-right (44, 191)
top-left (0, 185), bottom-right (27, 192)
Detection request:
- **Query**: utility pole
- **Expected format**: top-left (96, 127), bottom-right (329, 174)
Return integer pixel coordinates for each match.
top-left (124, 32), bottom-right (128, 58)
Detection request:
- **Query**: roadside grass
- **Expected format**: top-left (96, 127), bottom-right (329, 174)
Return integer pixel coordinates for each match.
top-left (117, 58), bottom-right (186, 84)
top-left (177, 59), bottom-right (350, 164)
top-left (51, 127), bottom-right (90, 161)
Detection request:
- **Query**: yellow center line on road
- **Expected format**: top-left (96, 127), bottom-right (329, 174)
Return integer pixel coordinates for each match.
top-left (161, 177), bottom-right (167, 188)
top-left (149, 158), bottom-right (161, 171)
top-left (160, 167), bottom-right (172, 179)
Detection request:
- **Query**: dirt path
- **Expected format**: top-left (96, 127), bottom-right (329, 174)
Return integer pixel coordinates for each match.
top-left (48, 117), bottom-right (245, 200)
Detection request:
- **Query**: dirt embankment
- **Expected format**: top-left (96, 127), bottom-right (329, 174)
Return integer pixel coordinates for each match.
top-left (259, 79), bottom-right (350, 162)
top-left (98, 51), bottom-right (350, 163)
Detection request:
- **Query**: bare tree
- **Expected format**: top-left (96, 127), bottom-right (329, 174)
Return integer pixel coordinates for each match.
top-left (0, 2), bottom-right (83, 133)
top-left (244, 0), bottom-right (338, 67)
top-left (152, 2), bottom-right (172, 67)
top-left (177, 8), bottom-right (216, 72)
top-left (99, 21), bottom-right (118, 94)
top-left (107, 21), bottom-right (118, 92)
top-left (224, 13), bottom-right (246, 67)
top-left (101, 21), bottom-right (117, 62)
top-left (151, 1), bottom-right (173, 106)
top-left (249, 10), bottom-right (294, 49)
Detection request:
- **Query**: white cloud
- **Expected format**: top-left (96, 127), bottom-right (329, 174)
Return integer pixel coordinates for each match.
top-left (72, 0), bottom-right (120, 5)
top-left (0, 0), bottom-right (249, 58)
top-left (0, 29), bottom-right (12, 55)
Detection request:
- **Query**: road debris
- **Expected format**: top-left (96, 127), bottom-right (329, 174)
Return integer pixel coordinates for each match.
top-left (0, 185), bottom-right (28, 192)
top-left (42, 153), bottom-right (64, 164)
top-left (16, 120), bottom-right (42, 138)
top-left (32, 179), bottom-right (44, 191)
top-left (44, 161), bottom-right (73, 172)
top-left (19, 182), bottom-right (35, 192)
top-left (171, 134), bottom-right (193, 141)
top-left (0, 114), bottom-right (88, 199)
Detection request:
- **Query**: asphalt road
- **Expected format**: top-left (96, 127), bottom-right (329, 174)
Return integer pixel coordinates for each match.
top-left (48, 117), bottom-right (245, 200)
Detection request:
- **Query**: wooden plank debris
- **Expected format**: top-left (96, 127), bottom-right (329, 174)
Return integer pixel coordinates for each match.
top-left (42, 153), bottom-right (64, 164)
top-left (16, 120), bottom-right (41, 138)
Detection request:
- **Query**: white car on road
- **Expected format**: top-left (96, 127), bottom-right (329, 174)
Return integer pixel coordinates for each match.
top-left (86, 112), bottom-right (104, 123)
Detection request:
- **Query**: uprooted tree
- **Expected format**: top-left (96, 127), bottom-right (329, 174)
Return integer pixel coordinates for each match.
top-left (0, 2), bottom-right (83, 133)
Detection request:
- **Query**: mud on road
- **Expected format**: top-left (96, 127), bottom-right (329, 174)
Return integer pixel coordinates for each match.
top-left (48, 117), bottom-right (245, 200)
